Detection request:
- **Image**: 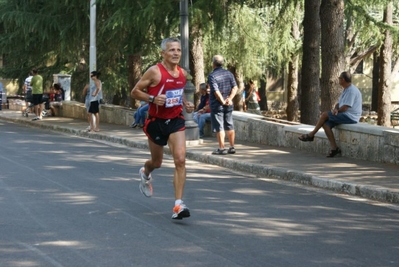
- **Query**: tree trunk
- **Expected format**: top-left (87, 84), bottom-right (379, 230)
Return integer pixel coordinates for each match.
top-left (372, 51), bottom-right (380, 112)
top-left (228, 65), bottom-right (245, 111)
top-left (300, 0), bottom-right (321, 125)
top-left (190, 27), bottom-right (205, 108)
top-left (377, 1), bottom-right (393, 127)
top-left (259, 77), bottom-right (268, 111)
top-left (235, 74), bottom-right (245, 111)
top-left (320, 0), bottom-right (345, 112)
top-left (287, 59), bottom-right (299, 121)
top-left (286, 7), bottom-right (300, 122)
top-left (128, 53), bottom-right (142, 109)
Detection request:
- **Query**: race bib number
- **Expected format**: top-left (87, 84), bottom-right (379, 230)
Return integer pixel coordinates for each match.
top-left (165, 88), bottom-right (184, 108)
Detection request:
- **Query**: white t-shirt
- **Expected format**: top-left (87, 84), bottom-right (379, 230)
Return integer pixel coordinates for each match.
top-left (24, 76), bottom-right (33, 92)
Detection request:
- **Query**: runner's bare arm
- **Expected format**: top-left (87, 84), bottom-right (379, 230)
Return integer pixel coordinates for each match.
top-left (131, 65), bottom-right (162, 103)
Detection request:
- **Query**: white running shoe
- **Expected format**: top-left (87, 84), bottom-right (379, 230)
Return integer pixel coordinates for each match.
top-left (139, 167), bottom-right (153, 197)
top-left (171, 202), bottom-right (190, 220)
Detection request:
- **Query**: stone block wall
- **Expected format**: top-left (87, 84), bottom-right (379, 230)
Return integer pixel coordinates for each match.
top-left (7, 99), bottom-right (26, 111)
top-left (60, 101), bottom-right (399, 165)
top-left (232, 111), bottom-right (399, 165)
top-left (61, 101), bottom-right (134, 126)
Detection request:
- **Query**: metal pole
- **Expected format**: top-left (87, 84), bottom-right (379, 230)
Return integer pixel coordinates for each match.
top-left (89, 0), bottom-right (97, 75)
top-left (180, 0), bottom-right (189, 71)
top-left (180, 0), bottom-right (199, 142)
top-left (89, 0), bottom-right (97, 124)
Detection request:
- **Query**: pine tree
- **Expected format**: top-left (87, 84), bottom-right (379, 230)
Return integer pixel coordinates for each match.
top-left (300, 0), bottom-right (321, 125)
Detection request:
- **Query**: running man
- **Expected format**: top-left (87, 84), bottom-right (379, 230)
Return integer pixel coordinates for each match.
top-left (131, 37), bottom-right (194, 220)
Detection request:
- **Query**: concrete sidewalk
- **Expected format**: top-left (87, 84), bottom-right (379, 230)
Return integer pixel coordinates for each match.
top-left (1, 110), bottom-right (399, 204)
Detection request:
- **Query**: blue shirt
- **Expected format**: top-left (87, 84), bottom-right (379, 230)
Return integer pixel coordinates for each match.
top-left (208, 67), bottom-right (237, 110)
top-left (338, 84), bottom-right (362, 122)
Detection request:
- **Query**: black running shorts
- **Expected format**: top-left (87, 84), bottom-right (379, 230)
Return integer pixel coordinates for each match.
top-left (143, 115), bottom-right (186, 146)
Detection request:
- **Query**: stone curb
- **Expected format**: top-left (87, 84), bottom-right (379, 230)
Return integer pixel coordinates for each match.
top-left (2, 114), bottom-right (399, 204)
top-left (185, 151), bottom-right (399, 204)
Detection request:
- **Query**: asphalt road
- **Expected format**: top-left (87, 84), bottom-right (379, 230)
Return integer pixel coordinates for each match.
top-left (1, 119), bottom-right (399, 267)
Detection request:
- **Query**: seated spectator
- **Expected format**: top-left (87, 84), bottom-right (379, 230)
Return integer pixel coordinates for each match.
top-left (193, 83), bottom-right (211, 138)
top-left (131, 102), bottom-right (149, 128)
top-left (298, 71), bottom-right (362, 157)
top-left (40, 85), bottom-right (53, 117)
top-left (49, 83), bottom-right (64, 116)
top-left (193, 83), bottom-right (208, 124)
top-left (197, 104), bottom-right (211, 138)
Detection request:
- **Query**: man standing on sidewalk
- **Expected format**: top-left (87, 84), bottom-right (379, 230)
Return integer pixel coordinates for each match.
top-left (31, 69), bottom-right (44, 121)
top-left (208, 55), bottom-right (238, 155)
top-left (23, 71), bottom-right (33, 111)
top-left (131, 37), bottom-right (194, 220)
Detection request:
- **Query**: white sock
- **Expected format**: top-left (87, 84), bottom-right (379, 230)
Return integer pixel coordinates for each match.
top-left (142, 168), bottom-right (150, 180)
top-left (175, 199), bottom-right (182, 206)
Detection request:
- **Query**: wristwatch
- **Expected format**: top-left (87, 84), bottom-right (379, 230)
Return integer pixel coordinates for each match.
top-left (149, 95), bottom-right (155, 103)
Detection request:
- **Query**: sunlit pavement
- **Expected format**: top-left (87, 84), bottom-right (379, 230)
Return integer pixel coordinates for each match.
top-left (1, 109), bottom-right (399, 204)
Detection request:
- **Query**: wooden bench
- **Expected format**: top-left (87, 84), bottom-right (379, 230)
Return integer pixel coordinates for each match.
top-left (391, 108), bottom-right (399, 128)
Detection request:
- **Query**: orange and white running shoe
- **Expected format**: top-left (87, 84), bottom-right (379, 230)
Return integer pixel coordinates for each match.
top-left (171, 202), bottom-right (190, 220)
top-left (139, 167), bottom-right (153, 197)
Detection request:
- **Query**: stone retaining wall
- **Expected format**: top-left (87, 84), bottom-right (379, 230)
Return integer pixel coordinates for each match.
top-left (60, 101), bottom-right (399, 165)
top-left (61, 101), bottom-right (134, 126)
top-left (233, 112), bottom-right (399, 165)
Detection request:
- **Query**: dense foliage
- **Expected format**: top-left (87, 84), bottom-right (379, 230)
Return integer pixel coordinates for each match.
top-left (0, 0), bottom-right (397, 122)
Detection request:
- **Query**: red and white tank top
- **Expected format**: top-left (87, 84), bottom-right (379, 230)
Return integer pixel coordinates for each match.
top-left (147, 63), bottom-right (186, 119)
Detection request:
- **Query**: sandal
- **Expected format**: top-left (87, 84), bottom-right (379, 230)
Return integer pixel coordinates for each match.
top-left (212, 148), bottom-right (227, 155)
top-left (326, 147), bottom-right (341, 158)
top-left (298, 134), bottom-right (314, 142)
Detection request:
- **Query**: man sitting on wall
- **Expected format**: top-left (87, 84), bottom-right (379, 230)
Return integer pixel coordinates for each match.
top-left (298, 71), bottom-right (362, 158)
